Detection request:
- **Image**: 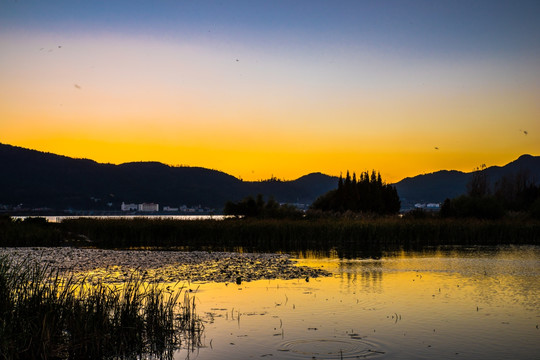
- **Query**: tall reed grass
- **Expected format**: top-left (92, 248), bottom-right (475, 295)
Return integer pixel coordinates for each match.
top-left (1, 215), bottom-right (539, 256)
top-left (0, 255), bottom-right (203, 359)
top-left (0, 215), bottom-right (64, 246)
top-left (57, 217), bottom-right (540, 256)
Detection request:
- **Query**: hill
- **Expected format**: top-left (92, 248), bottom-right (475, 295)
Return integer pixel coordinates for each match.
top-left (0, 143), bottom-right (338, 211)
top-left (1, 143), bottom-right (538, 212)
top-left (394, 154), bottom-right (540, 209)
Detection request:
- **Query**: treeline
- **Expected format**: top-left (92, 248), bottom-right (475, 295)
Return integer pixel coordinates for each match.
top-left (440, 168), bottom-right (540, 219)
top-left (224, 195), bottom-right (303, 219)
top-left (310, 170), bottom-right (400, 215)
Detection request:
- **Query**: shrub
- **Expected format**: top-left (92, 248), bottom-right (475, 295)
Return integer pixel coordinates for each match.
top-left (440, 195), bottom-right (505, 219)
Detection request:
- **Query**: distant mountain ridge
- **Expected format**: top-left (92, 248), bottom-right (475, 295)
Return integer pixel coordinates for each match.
top-left (0, 143), bottom-right (538, 211)
top-left (0, 143), bottom-right (338, 210)
top-left (394, 154), bottom-right (540, 209)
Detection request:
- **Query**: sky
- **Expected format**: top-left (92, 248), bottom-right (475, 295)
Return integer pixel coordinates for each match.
top-left (1, 0), bottom-right (539, 182)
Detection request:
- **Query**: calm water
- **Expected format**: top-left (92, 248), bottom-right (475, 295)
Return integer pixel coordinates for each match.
top-left (177, 246), bottom-right (539, 360)
top-left (12, 215), bottom-right (227, 222)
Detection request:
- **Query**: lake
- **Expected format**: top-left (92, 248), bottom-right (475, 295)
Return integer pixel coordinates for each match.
top-left (176, 246), bottom-right (539, 359)
top-left (3, 245), bottom-right (538, 359)
top-left (11, 215), bottom-right (227, 222)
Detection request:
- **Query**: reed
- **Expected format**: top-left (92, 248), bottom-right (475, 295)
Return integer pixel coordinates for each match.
top-left (0, 215), bottom-right (64, 246)
top-left (2, 215), bottom-right (539, 255)
top-left (56, 217), bottom-right (540, 256)
top-left (0, 255), bottom-right (203, 359)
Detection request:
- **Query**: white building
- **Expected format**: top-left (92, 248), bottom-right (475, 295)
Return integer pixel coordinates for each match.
top-left (121, 202), bottom-right (138, 211)
top-left (414, 203), bottom-right (441, 210)
top-left (138, 203), bottom-right (159, 212)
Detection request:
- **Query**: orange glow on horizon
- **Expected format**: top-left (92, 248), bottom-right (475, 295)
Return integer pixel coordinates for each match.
top-left (1, 32), bottom-right (539, 182)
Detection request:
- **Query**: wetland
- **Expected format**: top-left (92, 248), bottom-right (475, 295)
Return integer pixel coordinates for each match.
top-left (1, 245), bottom-right (538, 359)
top-left (1, 217), bottom-right (539, 359)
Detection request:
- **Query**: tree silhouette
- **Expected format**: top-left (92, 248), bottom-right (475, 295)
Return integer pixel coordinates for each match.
top-left (441, 167), bottom-right (540, 219)
top-left (224, 195), bottom-right (303, 219)
top-left (467, 164), bottom-right (489, 197)
top-left (310, 170), bottom-right (400, 215)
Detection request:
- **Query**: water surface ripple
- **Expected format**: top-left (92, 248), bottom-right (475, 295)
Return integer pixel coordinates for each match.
top-left (2, 245), bottom-right (538, 359)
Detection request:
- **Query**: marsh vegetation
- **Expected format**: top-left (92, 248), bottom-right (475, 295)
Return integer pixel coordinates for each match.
top-left (1, 212), bottom-right (539, 359)
top-left (0, 255), bottom-right (203, 359)
top-left (1, 215), bottom-right (539, 256)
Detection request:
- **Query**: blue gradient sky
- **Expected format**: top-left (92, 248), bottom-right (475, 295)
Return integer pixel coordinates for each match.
top-left (1, 1), bottom-right (539, 181)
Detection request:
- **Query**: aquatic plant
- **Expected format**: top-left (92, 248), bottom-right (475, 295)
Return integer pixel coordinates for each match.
top-left (57, 217), bottom-right (540, 257)
top-left (2, 215), bottom-right (539, 255)
top-left (0, 216), bottom-right (64, 246)
top-left (0, 255), bottom-right (203, 359)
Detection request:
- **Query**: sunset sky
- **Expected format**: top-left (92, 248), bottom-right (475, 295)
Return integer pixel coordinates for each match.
top-left (1, 1), bottom-right (539, 182)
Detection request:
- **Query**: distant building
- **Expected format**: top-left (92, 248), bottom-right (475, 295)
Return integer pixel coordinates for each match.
top-left (138, 203), bottom-right (159, 212)
top-left (121, 202), bottom-right (138, 211)
top-left (163, 206), bottom-right (179, 212)
top-left (414, 203), bottom-right (440, 210)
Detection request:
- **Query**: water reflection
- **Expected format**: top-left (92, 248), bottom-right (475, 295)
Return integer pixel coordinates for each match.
top-left (334, 260), bottom-right (384, 294)
top-left (4, 245), bottom-right (537, 359)
top-left (182, 246), bottom-right (539, 360)
top-left (12, 214), bottom-right (227, 223)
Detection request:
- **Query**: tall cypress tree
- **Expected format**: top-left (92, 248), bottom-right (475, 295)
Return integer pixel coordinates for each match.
top-left (311, 170), bottom-right (401, 215)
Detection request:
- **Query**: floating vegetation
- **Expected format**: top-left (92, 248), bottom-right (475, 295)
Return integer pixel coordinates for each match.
top-left (0, 248), bottom-right (330, 284)
top-left (0, 255), bottom-right (203, 359)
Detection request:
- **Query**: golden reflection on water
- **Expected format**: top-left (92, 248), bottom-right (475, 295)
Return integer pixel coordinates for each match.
top-left (177, 246), bottom-right (539, 360)
top-left (33, 246), bottom-right (539, 359)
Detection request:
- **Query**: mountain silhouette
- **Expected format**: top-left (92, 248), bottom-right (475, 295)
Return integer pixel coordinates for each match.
top-left (0, 143), bottom-right (538, 212)
top-left (394, 154), bottom-right (540, 209)
top-left (0, 143), bottom-right (337, 210)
